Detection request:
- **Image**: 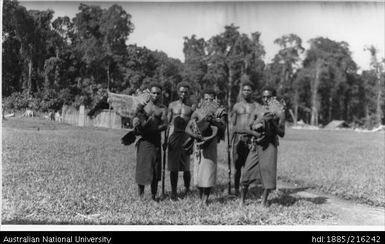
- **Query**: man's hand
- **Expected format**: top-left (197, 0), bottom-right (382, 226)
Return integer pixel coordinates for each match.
top-left (252, 122), bottom-right (264, 131)
top-left (133, 117), bottom-right (140, 127)
top-left (196, 137), bottom-right (211, 148)
top-left (252, 131), bottom-right (264, 138)
top-left (205, 114), bottom-right (214, 122)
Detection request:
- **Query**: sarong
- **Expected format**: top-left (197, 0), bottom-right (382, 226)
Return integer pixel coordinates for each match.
top-left (193, 139), bottom-right (217, 187)
top-left (241, 143), bottom-right (277, 190)
top-left (167, 130), bottom-right (190, 172)
top-left (232, 133), bottom-right (251, 170)
top-left (135, 137), bottom-right (161, 185)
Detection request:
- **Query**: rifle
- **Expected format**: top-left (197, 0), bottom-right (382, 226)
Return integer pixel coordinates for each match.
top-left (161, 127), bottom-right (169, 197)
top-left (226, 112), bottom-right (232, 195)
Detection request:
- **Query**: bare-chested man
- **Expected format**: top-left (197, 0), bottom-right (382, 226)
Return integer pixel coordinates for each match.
top-left (231, 82), bottom-right (258, 195)
top-left (240, 87), bottom-right (285, 207)
top-left (166, 82), bottom-right (196, 200)
top-left (134, 83), bottom-right (168, 201)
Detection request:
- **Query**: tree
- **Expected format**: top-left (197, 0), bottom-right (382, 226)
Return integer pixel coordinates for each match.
top-left (360, 70), bottom-right (378, 126)
top-left (365, 45), bottom-right (385, 126)
top-left (265, 34), bottom-right (304, 124)
top-left (12, 4), bottom-right (35, 95)
top-left (301, 37), bottom-right (357, 126)
top-left (183, 34), bottom-right (208, 99)
top-left (71, 3), bottom-right (134, 107)
top-left (44, 16), bottom-right (74, 90)
top-left (205, 24), bottom-right (265, 109)
top-left (100, 4), bottom-right (134, 89)
top-left (2, 0), bottom-right (23, 96)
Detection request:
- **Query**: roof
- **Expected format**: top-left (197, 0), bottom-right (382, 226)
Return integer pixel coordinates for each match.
top-left (325, 120), bottom-right (349, 129)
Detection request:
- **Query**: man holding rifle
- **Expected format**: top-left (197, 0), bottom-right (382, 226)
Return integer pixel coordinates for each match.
top-left (133, 83), bottom-right (168, 201)
top-left (230, 81), bottom-right (258, 196)
top-left (166, 82), bottom-right (196, 200)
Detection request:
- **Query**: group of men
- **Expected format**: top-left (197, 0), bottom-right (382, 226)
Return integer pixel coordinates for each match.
top-left (131, 80), bottom-right (285, 207)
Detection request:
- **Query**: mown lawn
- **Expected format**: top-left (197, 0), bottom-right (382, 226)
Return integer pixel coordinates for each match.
top-left (2, 117), bottom-right (382, 225)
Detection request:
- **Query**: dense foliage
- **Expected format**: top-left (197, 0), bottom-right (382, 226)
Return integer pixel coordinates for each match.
top-left (2, 0), bottom-right (384, 127)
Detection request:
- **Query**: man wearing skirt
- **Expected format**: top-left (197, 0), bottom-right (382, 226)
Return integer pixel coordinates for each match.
top-left (230, 81), bottom-right (258, 195)
top-left (166, 82), bottom-right (196, 200)
top-left (240, 87), bottom-right (286, 207)
top-left (134, 83), bottom-right (168, 201)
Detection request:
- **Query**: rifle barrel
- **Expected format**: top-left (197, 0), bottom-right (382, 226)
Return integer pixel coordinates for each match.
top-left (226, 113), bottom-right (232, 195)
top-left (161, 129), bottom-right (169, 196)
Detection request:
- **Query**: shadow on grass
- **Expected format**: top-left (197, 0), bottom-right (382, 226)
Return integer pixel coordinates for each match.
top-left (278, 187), bottom-right (312, 195)
top-left (157, 183), bottom-right (328, 207)
top-left (212, 184), bottom-right (328, 206)
top-left (271, 188), bottom-right (328, 206)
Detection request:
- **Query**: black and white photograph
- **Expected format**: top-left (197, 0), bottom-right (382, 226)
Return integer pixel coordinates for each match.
top-left (1, 0), bottom-right (384, 232)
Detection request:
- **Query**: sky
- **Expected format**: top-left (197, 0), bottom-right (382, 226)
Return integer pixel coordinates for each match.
top-left (19, 1), bottom-right (385, 72)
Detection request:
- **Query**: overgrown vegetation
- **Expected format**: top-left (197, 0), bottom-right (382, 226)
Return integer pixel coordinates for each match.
top-left (2, 0), bottom-right (384, 128)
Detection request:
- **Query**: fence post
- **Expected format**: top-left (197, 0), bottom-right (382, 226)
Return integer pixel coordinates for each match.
top-left (78, 105), bottom-right (85, 127)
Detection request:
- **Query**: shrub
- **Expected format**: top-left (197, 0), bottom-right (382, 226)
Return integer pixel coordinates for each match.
top-left (3, 91), bottom-right (30, 112)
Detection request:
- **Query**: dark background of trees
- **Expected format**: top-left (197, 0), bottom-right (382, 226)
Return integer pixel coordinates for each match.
top-left (2, 0), bottom-right (384, 127)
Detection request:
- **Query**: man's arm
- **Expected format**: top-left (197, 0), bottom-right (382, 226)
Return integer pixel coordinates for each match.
top-left (196, 125), bottom-right (218, 147)
top-left (191, 103), bottom-right (197, 112)
top-left (139, 106), bottom-right (168, 135)
top-left (158, 106), bottom-right (168, 132)
top-left (272, 111), bottom-right (285, 138)
top-left (243, 109), bottom-right (261, 137)
top-left (185, 112), bottom-right (199, 139)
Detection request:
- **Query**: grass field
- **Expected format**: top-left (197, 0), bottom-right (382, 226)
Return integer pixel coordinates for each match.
top-left (2, 117), bottom-right (383, 224)
top-left (277, 128), bottom-right (385, 207)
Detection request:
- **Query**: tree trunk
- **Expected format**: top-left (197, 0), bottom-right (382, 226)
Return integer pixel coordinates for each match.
top-left (288, 109), bottom-right (296, 125)
top-left (344, 91), bottom-right (350, 122)
top-left (310, 59), bottom-right (322, 126)
top-left (20, 44), bottom-right (28, 92)
top-left (54, 48), bottom-right (60, 88)
top-left (328, 95), bottom-right (333, 123)
top-left (293, 88), bottom-right (299, 126)
top-left (107, 62), bottom-right (111, 90)
top-left (44, 59), bottom-right (50, 90)
top-left (278, 63), bottom-right (286, 97)
top-left (375, 69), bottom-right (383, 125)
top-left (364, 101), bottom-right (370, 127)
top-left (27, 57), bottom-right (32, 95)
top-left (36, 66), bottom-right (41, 93)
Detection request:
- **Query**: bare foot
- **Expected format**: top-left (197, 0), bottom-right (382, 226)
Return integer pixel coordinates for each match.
top-left (199, 200), bottom-right (205, 208)
top-left (261, 200), bottom-right (269, 208)
top-left (152, 195), bottom-right (159, 202)
top-left (171, 194), bottom-right (178, 201)
top-left (239, 200), bottom-right (245, 208)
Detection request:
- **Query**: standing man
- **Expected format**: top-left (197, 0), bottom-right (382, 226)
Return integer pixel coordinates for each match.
top-left (166, 82), bottom-right (196, 200)
top-left (240, 87), bottom-right (286, 207)
top-left (134, 83), bottom-right (168, 201)
top-left (185, 89), bottom-right (219, 206)
top-left (230, 82), bottom-right (258, 195)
